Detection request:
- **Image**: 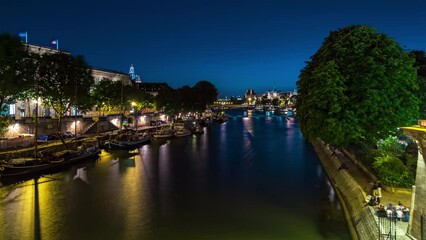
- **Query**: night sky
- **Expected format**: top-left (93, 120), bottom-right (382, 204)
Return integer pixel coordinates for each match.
top-left (1, 0), bottom-right (425, 97)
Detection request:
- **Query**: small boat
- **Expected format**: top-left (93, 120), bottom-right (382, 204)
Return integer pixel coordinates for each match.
top-left (174, 128), bottom-right (192, 137)
top-left (213, 112), bottom-right (230, 124)
top-left (193, 125), bottom-right (204, 134)
top-left (106, 133), bottom-right (151, 150)
top-left (153, 126), bottom-right (175, 139)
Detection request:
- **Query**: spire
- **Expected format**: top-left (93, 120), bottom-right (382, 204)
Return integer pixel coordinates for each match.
top-left (129, 64), bottom-right (142, 83)
top-left (129, 64), bottom-right (136, 80)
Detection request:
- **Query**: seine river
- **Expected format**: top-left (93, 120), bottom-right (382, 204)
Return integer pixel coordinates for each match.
top-left (0, 109), bottom-right (349, 240)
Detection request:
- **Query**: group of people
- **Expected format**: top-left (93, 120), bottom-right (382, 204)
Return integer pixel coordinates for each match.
top-left (377, 202), bottom-right (410, 222)
top-left (364, 181), bottom-right (411, 222)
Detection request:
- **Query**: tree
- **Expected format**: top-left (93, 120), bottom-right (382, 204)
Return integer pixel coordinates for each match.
top-left (155, 84), bottom-right (180, 115)
top-left (38, 52), bottom-right (94, 133)
top-left (410, 50), bottom-right (426, 118)
top-left (296, 25), bottom-right (419, 147)
top-left (178, 85), bottom-right (195, 113)
top-left (193, 80), bottom-right (218, 112)
top-left (0, 34), bottom-right (31, 112)
top-left (91, 78), bottom-right (122, 115)
top-left (155, 81), bottom-right (218, 115)
top-left (125, 86), bottom-right (154, 111)
top-left (0, 34), bottom-right (31, 133)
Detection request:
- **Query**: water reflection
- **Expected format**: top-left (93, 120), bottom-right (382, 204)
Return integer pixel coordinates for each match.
top-left (0, 110), bottom-right (350, 239)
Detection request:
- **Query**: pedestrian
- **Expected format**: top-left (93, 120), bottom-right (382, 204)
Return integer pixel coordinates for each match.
top-left (331, 150), bottom-right (337, 158)
top-left (338, 162), bottom-right (348, 171)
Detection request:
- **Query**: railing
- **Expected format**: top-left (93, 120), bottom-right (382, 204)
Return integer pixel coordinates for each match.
top-left (378, 212), bottom-right (396, 240)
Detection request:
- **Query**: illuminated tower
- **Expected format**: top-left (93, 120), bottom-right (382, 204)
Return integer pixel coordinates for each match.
top-left (129, 64), bottom-right (136, 80)
top-left (129, 64), bottom-right (141, 83)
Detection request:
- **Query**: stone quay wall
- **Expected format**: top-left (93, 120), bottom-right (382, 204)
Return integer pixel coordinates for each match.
top-left (312, 140), bottom-right (379, 240)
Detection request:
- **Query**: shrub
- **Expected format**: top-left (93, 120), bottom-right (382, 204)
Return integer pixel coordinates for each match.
top-left (377, 136), bottom-right (404, 157)
top-left (373, 154), bottom-right (414, 187)
top-left (0, 115), bottom-right (11, 136)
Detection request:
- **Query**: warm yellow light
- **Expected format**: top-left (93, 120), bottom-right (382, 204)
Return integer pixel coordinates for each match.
top-left (9, 123), bottom-right (19, 132)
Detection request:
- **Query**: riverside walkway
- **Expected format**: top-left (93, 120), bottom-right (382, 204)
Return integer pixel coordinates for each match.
top-left (313, 140), bottom-right (413, 240)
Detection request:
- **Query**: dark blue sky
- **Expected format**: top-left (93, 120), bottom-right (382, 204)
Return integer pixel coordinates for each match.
top-left (1, 0), bottom-right (425, 97)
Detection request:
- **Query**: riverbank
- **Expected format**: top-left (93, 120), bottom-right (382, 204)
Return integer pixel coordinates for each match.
top-left (312, 140), bottom-right (413, 240)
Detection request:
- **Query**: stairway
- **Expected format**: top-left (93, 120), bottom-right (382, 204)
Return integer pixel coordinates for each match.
top-left (82, 120), bottom-right (119, 135)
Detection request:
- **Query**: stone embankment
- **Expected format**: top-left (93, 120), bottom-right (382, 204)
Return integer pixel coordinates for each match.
top-left (312, 140), bottom-right (379, 240)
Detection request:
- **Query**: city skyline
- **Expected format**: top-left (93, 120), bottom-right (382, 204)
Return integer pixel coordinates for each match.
top-left (1, 0), bottom-right (426, 97)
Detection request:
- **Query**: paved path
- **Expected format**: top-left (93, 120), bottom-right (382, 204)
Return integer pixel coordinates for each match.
top-left (327, 147), bottom-right (411, 240)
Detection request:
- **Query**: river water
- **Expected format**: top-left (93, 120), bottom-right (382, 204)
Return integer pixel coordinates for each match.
top-left (0, 109), bottom-right (349, 240)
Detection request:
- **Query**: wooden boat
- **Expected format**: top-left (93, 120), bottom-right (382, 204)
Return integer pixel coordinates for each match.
top-left (153, 126), bottom-right (174, 139)
top-left (193, 125), bottom-right (204, 134)
top-left (174, 128), bottom-right (192, 137)
top-left (106, 133), bottom-right (151, 150)
top-left (0, 145), bottom-right (100, 177)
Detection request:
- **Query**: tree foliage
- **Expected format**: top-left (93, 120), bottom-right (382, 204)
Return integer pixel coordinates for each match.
top-left (0, 33), bottom-right (31, 113)
top-left (411, 50), bottom-right (426, 117)
top-left (156, 80), bottom-right (218, 115)
top-left (38, 52), bottom-right (94, 131)
top-left (376, 136), bottom-right (405, 157)
top-left (296, 25), bottom-right (419, 147)
top-left (91, 78), bottom-right (122, 113)
top-left (373, 153), bottom-right (414, 188)
top-left (125, 85), bottom-right (154, 111)
top-left (193, 80), bottom-right (218, 111)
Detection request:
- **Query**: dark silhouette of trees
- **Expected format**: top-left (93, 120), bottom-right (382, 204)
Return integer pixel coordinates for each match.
top-left (410, 50), bottom-right (426, 118)
top-left (0, 34), bottom-right (32, 134)
top-left (156, 80), bottom-right (218, 115)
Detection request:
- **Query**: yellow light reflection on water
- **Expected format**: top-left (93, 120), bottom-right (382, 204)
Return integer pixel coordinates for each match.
top-left (0, 180), bottom-right (38, 240)
top-left (116, 152), bottom-right (149, 239)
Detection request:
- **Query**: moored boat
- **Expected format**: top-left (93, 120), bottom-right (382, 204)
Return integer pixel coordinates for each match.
top-left (193, 124), bottom-right (204, 134)
top-left (174, 128), bottom-right (192, 137)
top-left (0, 144), bottom-right (100, 177)
top-left (106, 133), bottom-right (151, 150)
top-left (153, 126), bottom-right (175, 139)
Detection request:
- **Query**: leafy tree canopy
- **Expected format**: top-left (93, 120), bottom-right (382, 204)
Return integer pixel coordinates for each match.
top-left (410, 50), bottom-right (426, 117)
top-left (296, 25), bottom-right (419, 147)
top-left (125, 85), bottom-right (155, 111)
top-left (193, 80), bottom-right (218, 111)
top-left (0, 33), bottom-right (31, 113)
top-left (38, 52), bottom-right (94, 131)
top-left (91, 78), bottom-right (122, 113)
top-left (155, 80), bottom-right (218, 115)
